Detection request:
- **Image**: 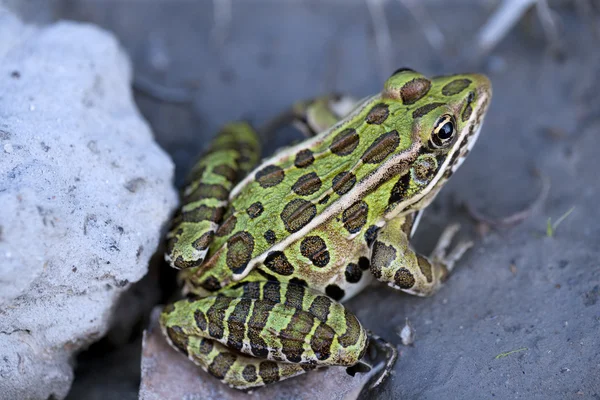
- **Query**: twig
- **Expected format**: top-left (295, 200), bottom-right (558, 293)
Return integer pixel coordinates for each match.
top-left (133, 75), bottom-right (195, 104)
top-left (396, 0), bottom-right (445, 53)
top-left (211, 0), bottom-right (232, 47)
top-left (475, 0), bottom-right (537, 58)
top-left (366, 0), bottom-right (393, 79)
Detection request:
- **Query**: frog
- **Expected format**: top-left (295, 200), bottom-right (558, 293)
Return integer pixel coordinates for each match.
top-left (159, 68), bottom-right (492, 390)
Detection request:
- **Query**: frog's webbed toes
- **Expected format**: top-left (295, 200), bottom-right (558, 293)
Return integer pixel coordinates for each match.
top-left (431, 223), bottom-right (473, 272)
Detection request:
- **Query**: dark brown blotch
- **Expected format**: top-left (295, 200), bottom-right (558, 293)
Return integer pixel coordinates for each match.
top-left (184, 183), bottom-right (229, 203)
top-left (226, 298), bottom-right (252, 351)
top-left (280, 199), bottom-right (317, 233)
top-left (361, 130), bottom-right (400, 164)
top-left (364, 225), bottom-right (380, 247)
top-left (442, 78), bottom-right (471, 96)
top-left (284, 282), bottom-right (306, 309)
top-left (294, 149), bottom-right (315, 168)
top-left (226, 231), bottom-right (255, 274)
top-left (280, 309), bottom-right (313, 362)
top-left (394, 268), bottom-right (415, 289)
top-left (198, 338), bottom-right (213, 355)
top-left (166, 325), bottom-right (189, 356)
top-left (300, 235), bottom-right (330, 268)
top-left (194, 309), bottom-right (207, 331)
top-left (338, 308), bottom-right (362, 348)
top-left (332, 171), bottom-right (356, 196)
top-left (330, 128), bottom-right (359, 156)
top-left (264, 251), bottom-right (294, 276)
top-left (358, 257), bottom-right (370, 271)
top-left (182, 205), bottom-right (224, 223)
top-left (342, 201), bottom-right (369, 234)
top-left (255, 164), bottom-right (285, 188)
top-left (212, 164), bottom-right (237, 181)
top-left (388, 172), bottom-right (411, 205)
top-left (400, 77), bottom-right (432, 105)
top-left (242, 365), bottom-right (258, 383)
top-left (258, 361), bottom-right (280, 385)
top-left (216, 214), bottom-right (237, 237)
top-left (208, 353), bottom-right (237, 380)
top-left (206, 296), bottom-right (232, 340)
top-left (200, 276), bottom-right (222, 292)
top-left (310, 322), bottom-right (335, 360)
top-left (345, 263), bottom-right (363, 283)
top-left (264, 229), bottom-right (277, 245)
top-left (247, 202), bottom-right (264, 219)
top-left (365, 103), bottom-right (389, 125)
top-left (309, 296), bottom-right (332, 323)
top-left (325, 284), bottom-right (345, 301)
top-left (412, 102), bottom-right (445, 119)
top-left (192, 231), bottom-right (213, 250)
top-left (292, 172), bottom-right (322, 196)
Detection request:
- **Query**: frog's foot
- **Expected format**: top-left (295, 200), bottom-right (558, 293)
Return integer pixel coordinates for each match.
top-left (430, 223), bottom-right (473, 275)
top-left (370, 216), bottom-right (473, 297)
top-left (363, 331), bottom-right (398, 389)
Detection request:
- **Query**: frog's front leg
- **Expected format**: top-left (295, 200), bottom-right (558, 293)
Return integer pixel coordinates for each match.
top-left (370, 215), bottom-right (473, 296)
top-left (160, 281), bottom-right (369, 389)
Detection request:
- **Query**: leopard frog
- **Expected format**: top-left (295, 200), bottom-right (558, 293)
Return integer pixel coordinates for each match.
top-left (160, 69), bottom-right (492, 390)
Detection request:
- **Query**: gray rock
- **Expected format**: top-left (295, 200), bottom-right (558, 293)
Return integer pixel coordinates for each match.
top-left (0, 9), bottom-right (177, 400)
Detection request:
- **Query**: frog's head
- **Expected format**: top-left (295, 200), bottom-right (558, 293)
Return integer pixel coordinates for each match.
top-left (382, 68), bottom-right (492, 216)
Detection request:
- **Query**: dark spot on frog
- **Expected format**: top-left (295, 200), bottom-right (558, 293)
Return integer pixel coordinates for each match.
top-left (116, 279), bottom-right (129, 288)
top-left (40, 142), bottom-right (50, 152)
top-left (125, 178), bottom-right (146, 193)
top-left (0, 130), bottom-right (11, 140)
top-left (325, 284), bottom-right (345, 301)
top-left (11, 71), bottom-right (20, 79)
top-left (72, 266), bottom-right (77, 273)
top-left (558, 260), bottom-right (569, 269)
top-left (136, 245), bottom-right (144, 259)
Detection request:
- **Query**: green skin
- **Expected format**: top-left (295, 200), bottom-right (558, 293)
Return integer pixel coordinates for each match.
top-left (160, 69), bottom-right (492, 390)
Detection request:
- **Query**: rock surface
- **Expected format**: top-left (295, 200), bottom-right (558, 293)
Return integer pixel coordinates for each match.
top-left (0, 9), bottom-right (177, 400)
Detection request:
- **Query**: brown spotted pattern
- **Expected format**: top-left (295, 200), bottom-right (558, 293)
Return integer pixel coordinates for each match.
top-left (442, 78), bottom-right (471, 96)
top-left (226, 231), bottom-right (255, 274)
top-left (300, 236), bottom-right (330, 267)
top-left (264, 251), bottom-right (295, 275)
top-left (342, 201), bottom-right (369, 234)
top-left (246, 202), bottom-right (264, 219)
top-left (365, 103), bottom-right (389, 124)
top-left (394, 268), bottom-right (415, 289)
top-left (332, 171), bottom-right (356, 196)
top-left (400, 77), bottom-right (432, 104)
top-left (361, 130), bottom-right (400, 164)
top-left (280, 199), bottom-right (317, 233)
top-left (330, 128), bottom-right (359, 156)
top-left (294, 149), bottom-right (314, 168)
top-left (255, 165), bottom-right (285, 188)
top-left (412, 102), bottom-right (444, 119)
top-left (292, 172), bottom-right (322, 196)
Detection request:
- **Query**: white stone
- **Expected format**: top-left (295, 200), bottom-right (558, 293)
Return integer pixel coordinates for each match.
top-left (0, 9), bottom-right (178, 400)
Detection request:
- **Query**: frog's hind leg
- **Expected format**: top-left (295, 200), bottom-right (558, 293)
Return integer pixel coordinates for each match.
top-left (163, 328), bottom-right (309, 390)
top-left (160, 280), bottom-right (369, 389)
top-left (165, 122), bottom-right (261, 270)
top-left (369, 215), bottom-right (473, 296)
top-left (262, 94), bottom-right (357, 138)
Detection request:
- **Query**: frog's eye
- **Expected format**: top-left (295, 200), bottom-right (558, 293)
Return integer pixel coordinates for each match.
top-left (431, 114), bottom-right (455, 148)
